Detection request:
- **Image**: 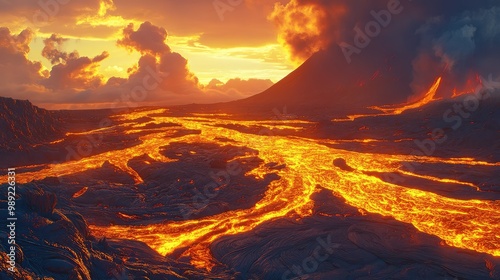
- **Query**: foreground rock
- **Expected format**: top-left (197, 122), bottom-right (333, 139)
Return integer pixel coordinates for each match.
top-left (0, 97), bottom-right (62, 151)
top-left (0, 184), bottom-right (235, 279)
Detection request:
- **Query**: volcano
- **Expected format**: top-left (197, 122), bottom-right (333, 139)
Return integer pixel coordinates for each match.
top-left (2, 1), bottom-right (500, 278)
top-left (225, 29), bottom-right (421, 117)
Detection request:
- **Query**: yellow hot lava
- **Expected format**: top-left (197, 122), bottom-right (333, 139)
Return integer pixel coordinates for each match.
top-left (371, 77), bottom-right (442, 115)
top-left (4, 108), bottom-right (499, 270)
top-left (333, 77), bottom-right (443, 122)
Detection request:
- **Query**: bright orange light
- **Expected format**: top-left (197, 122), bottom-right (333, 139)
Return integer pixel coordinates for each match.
top-left (452, 73), bottom-right (483, 98)
top-left (270, 0), bottom-right (346, 65)
top-left (371, 76), bottom-right (442, 115)
top-left (4, 108), bottom-right (499, 272)
top-left (333, 77), bottom-right (443, 122)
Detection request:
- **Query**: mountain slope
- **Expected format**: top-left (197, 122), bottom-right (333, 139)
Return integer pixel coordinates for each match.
top-left (224, 43), bottom-right (416, 116)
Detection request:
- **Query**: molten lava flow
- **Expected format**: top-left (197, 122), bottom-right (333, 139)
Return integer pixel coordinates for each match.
top-left (72, 187), bottom-right (89, 198)
top-left (452, 73), bottom-right (483, 97)
top-left (87, 117), bottom-right (500, 262)
top-left (332, 77), bottom-right (443, 122)
top-left (4, 108), bottom-right (500, 271)
top-left (371, 77), bottom-right (442, 115)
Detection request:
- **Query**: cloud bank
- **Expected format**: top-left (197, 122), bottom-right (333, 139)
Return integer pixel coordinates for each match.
top-left (0, 20), bottom-right (275, 108)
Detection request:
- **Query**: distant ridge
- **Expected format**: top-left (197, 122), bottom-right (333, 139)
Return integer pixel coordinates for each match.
top-left (0, 96), bottom-right (61, 150)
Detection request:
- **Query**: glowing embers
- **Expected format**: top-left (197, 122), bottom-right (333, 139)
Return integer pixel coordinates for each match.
top-left (72, 187), bottom-right (89, 198)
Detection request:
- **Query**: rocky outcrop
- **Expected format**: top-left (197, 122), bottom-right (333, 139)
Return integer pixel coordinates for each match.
top-left (0, 183), bottom-right (232, 280)
top-left (0, 97), bottom-right (62, 150)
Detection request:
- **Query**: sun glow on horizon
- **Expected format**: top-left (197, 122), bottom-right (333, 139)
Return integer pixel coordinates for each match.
top-left (27, 34), bottom-right (293, 86)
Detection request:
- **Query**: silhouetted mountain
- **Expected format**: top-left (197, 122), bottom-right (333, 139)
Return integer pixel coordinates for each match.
top-left (0, 97), bottom-right (62, 150)
top-left (226, 44), bottom-right (415, 116)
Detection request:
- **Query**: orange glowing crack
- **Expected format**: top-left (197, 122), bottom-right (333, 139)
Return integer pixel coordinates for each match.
top-left (371, 77), bottom-right (442, 115)
top-left (332, 77), bottom-right (443, 122)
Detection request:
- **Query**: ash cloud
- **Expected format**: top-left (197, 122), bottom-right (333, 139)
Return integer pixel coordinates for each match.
top-left (272, 0), bottom-right (500, 98)
top-left (411, 6), bottom-right (500, 96)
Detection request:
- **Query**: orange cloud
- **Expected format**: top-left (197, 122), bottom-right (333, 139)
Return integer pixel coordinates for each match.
top-left (0, 0), bottom-right (283, 48)
top-left (117, 22), bottom-right (170, 54)
top-left (41, 34), bottom-right (76, 64)
top-left (0, 27), bottom-right (33, 54)
top-left (42, 34), bottom-right (109, 90)
top-left (270, 0), bottom-right (346, 64)
top-left (0, 21), bottom-right (275, 108)
top-left (0, 28), bottom-right (44, 87)
top-left (113, 21), bottom-right (200, 97)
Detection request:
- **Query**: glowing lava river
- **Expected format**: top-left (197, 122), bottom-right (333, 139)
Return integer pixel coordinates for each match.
top-left (4, 108), bottom-right (500, 271)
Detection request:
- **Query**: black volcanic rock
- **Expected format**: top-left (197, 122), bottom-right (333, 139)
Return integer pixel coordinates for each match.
top-left (22, 185), bottom-right (57, 216)
top-left (333, 158), bottom-right (354, 172)
top-left (0, 184), bottom-right (235, 279)
top-left (212, 188), bottom-right (500, 280)
top-left (0, 97), bottom-right (62, 150)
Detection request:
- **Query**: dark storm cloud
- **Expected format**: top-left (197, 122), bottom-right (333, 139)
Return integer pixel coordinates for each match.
top-left (272, 0), bottom-right (500, 98)
top-left (411, 5), bottom-right (500, 96)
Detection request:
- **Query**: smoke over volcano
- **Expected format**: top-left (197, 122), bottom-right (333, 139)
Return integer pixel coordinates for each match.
top-left (270, 0), bottom-right (500, 100)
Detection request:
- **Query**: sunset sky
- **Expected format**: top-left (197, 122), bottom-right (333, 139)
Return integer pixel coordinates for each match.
top-left (0, 0), bottom-right (299, 109)
top-left (1, 0), bottom-right (498, 109)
